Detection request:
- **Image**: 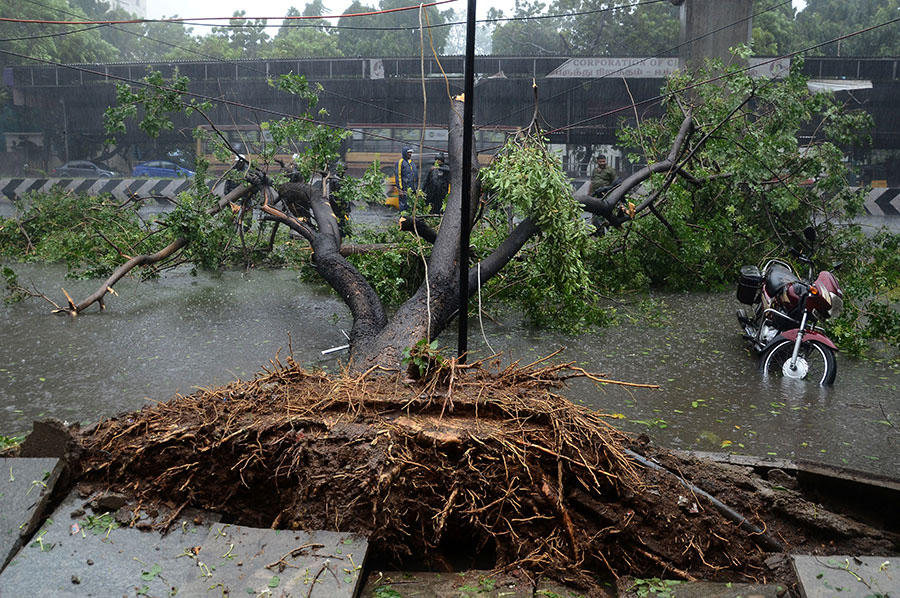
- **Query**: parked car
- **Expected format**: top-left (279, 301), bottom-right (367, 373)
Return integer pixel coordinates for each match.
top-left (51, 160), bottom-right (120, 177)
top-left (131, 160), bottom-right (195, 178)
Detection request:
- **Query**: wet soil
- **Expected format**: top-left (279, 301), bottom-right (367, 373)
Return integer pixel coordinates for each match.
top-left (18, 357), bottom-right (900, 595)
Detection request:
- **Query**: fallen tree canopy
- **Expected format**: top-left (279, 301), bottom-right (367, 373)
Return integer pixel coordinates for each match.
top-left (50, 358), bottom-right (899, 591)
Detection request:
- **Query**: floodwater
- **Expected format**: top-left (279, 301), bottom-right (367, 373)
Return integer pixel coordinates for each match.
top-left (1, 263), bottom-right (898, 479)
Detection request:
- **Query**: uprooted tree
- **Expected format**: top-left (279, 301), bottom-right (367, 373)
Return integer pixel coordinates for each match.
top-left (4, 57), bottom-right (900, 590)
top-left (5, 55), bottom-right (897, 366)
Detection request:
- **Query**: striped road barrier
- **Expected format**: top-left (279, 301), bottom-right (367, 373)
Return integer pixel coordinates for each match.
top-left (0, 178), bottom-right (228, 202)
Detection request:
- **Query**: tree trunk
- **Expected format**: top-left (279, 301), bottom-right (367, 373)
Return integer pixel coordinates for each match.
top-left (349, 99), bottom-right (471, 370)
top-left (343, 105), bottom-right (695, 371)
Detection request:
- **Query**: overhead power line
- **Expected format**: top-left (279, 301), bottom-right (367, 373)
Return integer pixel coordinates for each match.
top-left (11, 0), bottom-right (437, 132)
top-left (549, 13), bottom-right (900, 136)
top-left (0, 0), bottom-right (670, 32)
top-left (486, 0), bottom-right (795, 128)
top-left (0, 46), bottom-right (447, 153)
top-left (4, 0), bottom-right (673, 144)
top-left (0, 0), bottom-right (457, 26)
top-left (2, 1), bottom-right (895, 151)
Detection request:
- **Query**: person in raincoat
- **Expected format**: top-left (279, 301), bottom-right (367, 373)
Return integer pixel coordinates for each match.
top-left (395, 147), bottom-right (418, 212)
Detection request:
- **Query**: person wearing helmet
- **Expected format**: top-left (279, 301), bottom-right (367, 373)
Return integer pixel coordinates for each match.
top-left (395, 147), bottom-right (418, 212)
top-left (423, 153), bottom-right (450, 214)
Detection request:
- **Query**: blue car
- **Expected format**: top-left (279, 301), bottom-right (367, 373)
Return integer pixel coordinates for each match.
top-left (132, 160), bottom-right (195, 178)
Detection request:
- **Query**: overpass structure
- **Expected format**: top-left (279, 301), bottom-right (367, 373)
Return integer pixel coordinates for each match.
top-left (2, 55), bottom-right (899, 183)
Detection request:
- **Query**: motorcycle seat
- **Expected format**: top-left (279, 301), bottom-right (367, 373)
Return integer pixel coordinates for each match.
top-left (765, 265), bottom-right (799, 296)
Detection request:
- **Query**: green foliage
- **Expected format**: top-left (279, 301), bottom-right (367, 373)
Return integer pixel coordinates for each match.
top-left (751, 0), bottom-right (798, 56)
top-left (825, 229), bottom-right (900, 356)
top-left (104, 68), bottom-right (211, 144)
top-left (401, 338), bottom-right (448, 379)
top-left (604, 59), bottom-right (861, 290)
top-left (272, 4), bottom-right (342, 58)
top-left (598, 57), bottom-right (900, 356)
top-left (265, 74), bottom-right (349, 177)
top-left (336, 0), bottom-right (453, 57)
top-left (0, 0), bottom-right (118, 64)
top-left (0, 188), bottom-right (149, 278)
top-left (490, 0), bottom-right (680, 56)
top-left (195, 11), bottom-right (272, 60)
top-left (165, 190), bottom-right (234, 271)
top-left (794, 0), bottom-right (900, 57)
top-left (480, 131), bottom-right (605, 332)
top-left (344, 227), bottom-right (425, 305)
top-left (373, 586), bottom-right (403, 598)
top-left (0, 434), bottom-right (25, 451)
top-left (2, 266), bottom-right (27, 304)
top-left (628, 578), bottom-right (683, 598)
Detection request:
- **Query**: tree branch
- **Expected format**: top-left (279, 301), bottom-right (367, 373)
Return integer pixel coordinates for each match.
top-left (578, 114), bottom-right (695, 226)
top-left (60, 184), bottom-right (254, 315)
top-left (468, 218), bottom-right (539, 292)
top-left (399, 216), bottom-right (438, 244)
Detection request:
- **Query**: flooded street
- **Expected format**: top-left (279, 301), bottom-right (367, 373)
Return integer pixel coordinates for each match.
top-left (1, 263), bottom-right (898, 479)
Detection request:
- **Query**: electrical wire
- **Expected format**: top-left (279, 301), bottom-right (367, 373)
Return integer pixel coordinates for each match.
top-left (0, 45), bottom-right (447, 156)
top-left (0, 0), bottom-right (458, 26)
top-left (547, 13), bottom-right (900, 137)
top-left (11, 0), bottom-right (446, 148)
top-left (0, 24), bottom-right (109, 42)
top-left (0, 0), bottom-right (668, 31)
top-left (4, 3), bottom-right (896, 157)
top-left (482, 0), bottom-right (796, 130)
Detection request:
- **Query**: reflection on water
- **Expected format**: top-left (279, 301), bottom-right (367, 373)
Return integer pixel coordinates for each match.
top-left (1, 265), bottom-right (898, 478)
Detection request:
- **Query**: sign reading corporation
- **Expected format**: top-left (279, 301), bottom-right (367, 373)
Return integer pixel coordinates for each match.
top-left (547, 57), bottom-right (680, 79)
top-left (546, 57), bottom-right (790, 79)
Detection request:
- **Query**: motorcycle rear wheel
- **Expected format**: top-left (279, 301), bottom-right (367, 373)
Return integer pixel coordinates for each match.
top-left (760, 338), bottom-right (836, 385)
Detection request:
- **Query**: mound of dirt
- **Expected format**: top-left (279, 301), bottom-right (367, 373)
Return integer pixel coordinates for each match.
top-left (64, 357), bottom-right (899, 592)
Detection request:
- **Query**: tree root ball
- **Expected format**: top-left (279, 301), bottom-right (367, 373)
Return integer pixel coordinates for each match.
top-left (69, 357), bottom-right (899, 591)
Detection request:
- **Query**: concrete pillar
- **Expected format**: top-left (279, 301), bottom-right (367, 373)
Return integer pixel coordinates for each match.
top-left (679, 0), bottom-right (754, 72)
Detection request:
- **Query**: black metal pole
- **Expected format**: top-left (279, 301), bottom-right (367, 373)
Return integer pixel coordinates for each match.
top-left (458, 0), bottom-right (476, 363)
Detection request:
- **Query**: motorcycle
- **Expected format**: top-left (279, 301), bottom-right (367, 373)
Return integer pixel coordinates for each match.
top-left (736, 227), bottom-right (844, 385)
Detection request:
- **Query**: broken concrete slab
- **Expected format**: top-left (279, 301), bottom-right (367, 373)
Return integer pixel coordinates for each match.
top-left (0, 488), bottom-right (221, 597)
top-left (792, 555), bottom-right (897, 598)
top-left (177, 523), bottom-right (368, 597)
top-left (0, 457), bottom-right (64, 570)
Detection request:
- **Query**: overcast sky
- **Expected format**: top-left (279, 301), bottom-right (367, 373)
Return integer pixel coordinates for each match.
top-left (145, 1), bottom-right (808, 23)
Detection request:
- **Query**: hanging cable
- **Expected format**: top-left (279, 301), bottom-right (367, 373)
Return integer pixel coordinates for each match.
top-left (417, 2), bottom-right (433, 342)
top-left (0, 0), bottom-right (458, 26)
top-left (481, 0), bottom-right (795, 130)
top-left (477, 262), bottom-right (496, 354)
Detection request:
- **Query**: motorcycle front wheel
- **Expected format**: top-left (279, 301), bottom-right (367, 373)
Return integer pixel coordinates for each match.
top-left (760, 338), bottom-right (837, 385)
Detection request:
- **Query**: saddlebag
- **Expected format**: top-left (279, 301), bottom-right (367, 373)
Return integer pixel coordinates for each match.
top-left (737, 265), bottom-right (762, 304)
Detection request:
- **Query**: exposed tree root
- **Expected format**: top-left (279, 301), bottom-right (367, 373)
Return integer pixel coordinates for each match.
top-left (71, 357), bottom-right (899, 590)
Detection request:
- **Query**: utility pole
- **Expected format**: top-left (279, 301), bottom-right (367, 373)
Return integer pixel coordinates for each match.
top-left (59, 97), bottom-right (69, 163)
top-left (458, 0), bottom-right (476, 363)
